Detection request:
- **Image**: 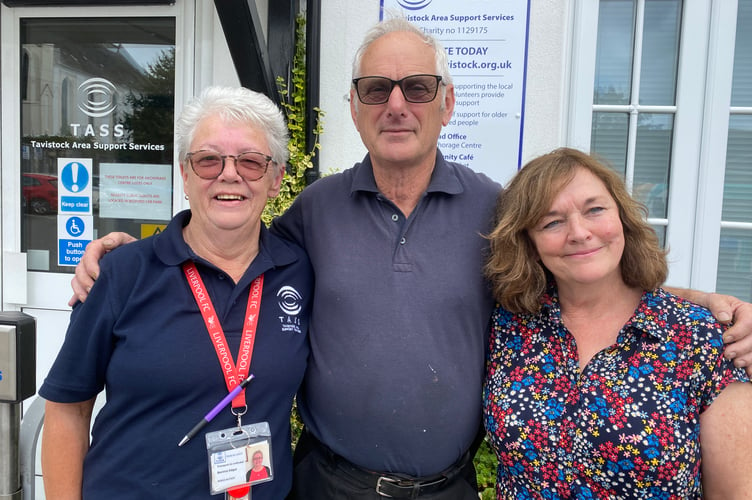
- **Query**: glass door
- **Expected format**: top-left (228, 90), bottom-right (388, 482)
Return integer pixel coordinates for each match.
top-left (21, 17), bottom-right (176, 273)
top-left (0, 3), bottom-right (186, 401)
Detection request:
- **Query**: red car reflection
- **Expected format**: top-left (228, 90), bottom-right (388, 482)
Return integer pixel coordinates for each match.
top-left (23, 173), bottom-right (58, 215)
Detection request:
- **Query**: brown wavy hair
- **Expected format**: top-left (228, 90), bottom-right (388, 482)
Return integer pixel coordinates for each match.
top-left (485, 147), bottom-right (668, 314)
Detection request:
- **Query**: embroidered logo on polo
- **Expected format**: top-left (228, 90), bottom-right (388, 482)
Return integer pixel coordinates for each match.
top-left (277, 286), bottom-right (303, 334)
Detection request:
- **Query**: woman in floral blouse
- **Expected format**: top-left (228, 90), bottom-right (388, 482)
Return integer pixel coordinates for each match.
top-left (483, 147), bottom-right (752, 499)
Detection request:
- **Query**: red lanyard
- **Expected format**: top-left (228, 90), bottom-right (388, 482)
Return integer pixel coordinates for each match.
top-left (183, 261), bottom-right (263, 409)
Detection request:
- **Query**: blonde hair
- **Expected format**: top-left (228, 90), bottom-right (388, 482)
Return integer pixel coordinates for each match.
top-left (485, 148), bottom-right (668, 314)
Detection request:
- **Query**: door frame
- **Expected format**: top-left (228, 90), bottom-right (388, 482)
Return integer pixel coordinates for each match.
top-left (0, 1), bottom-right (194, 311)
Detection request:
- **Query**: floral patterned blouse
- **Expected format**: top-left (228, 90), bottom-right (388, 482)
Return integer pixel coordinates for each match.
top-left (483, 287), bottom-right (749, 499)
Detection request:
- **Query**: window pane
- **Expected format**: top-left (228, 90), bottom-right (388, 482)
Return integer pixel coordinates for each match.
top-left (651, 225), bottom-right (667, 248)
top-left (594, 0), bottom-right (635, 105)
top-left (639, 0), bottom-right (681, 105)
top-left (21, 18), bottom-right (175, 272)
top-left (633, 113), bottom-right (673, 218)
top-left (731, 0), bottom-right (752, 106)
top-left (717, 115), bottom-right (752, 301)
top-left (722, 115), bottom-right (752, 223)
top-left (591, 112), bottom-right (629, 176)
top-left (716, 229), bottom-right (752, 302)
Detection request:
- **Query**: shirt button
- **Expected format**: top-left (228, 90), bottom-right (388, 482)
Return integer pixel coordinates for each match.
top-left (400, 237), bottom-right (406, 245)
top-left (391, 214), bottom-right (399, 222)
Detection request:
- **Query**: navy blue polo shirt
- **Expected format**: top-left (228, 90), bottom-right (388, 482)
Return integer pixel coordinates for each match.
top-left (40, 210), bottom-right (312, 499)
top-left (272, 150), bottom-right (501, 476)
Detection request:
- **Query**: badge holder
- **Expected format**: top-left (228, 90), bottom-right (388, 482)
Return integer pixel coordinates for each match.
top-left (206, 421), bottom-right (273, 499)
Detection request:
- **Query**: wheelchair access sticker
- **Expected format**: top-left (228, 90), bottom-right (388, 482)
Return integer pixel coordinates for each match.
top-left (57, 215), bottom-right (92, 267)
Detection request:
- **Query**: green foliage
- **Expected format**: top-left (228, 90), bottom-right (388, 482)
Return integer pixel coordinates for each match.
top-left (262, 15), bottom-right (324, 225)
top-left (290, 399), bottom-right (304, 449)
top-left (474, 436), bottom-right (498, 498)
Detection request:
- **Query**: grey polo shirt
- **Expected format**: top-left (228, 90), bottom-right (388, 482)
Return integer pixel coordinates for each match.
top-left (272, 150), bottom-right (502, 476)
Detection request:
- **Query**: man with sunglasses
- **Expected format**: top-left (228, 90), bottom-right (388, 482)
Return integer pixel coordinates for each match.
top-left (71, 17), bottom-right (752, 500)
top-left (272, 17), bottom-right (500, 500)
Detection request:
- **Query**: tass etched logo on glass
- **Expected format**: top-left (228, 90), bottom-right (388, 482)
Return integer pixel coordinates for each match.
top-left (72, 77), bottom-right (124, 138)
top-left (77, 78), bottom-right (118, 118)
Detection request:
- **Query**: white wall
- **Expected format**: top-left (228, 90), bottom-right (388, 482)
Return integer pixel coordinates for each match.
top-left (520, 0), bottom-right (571, 163)
top-left (317, 0), bottom-right (379, 174)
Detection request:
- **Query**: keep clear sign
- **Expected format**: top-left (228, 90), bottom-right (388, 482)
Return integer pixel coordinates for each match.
top-left (380, 0), bottom-right (530, 184)
top-left (57, 158), bottom-right (93, 266)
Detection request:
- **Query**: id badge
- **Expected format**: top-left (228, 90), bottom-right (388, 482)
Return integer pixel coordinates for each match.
top-left (205, 421), bottom-right (273, 496)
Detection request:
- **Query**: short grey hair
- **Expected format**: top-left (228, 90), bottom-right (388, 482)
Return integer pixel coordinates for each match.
top-left (176, 86), bottom-right (289, 173)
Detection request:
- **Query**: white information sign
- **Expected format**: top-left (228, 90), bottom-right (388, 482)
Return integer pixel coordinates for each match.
top-left (99, 163), bottom-right (172, 220)
top-left (380, 0), bottom-right (530, 183)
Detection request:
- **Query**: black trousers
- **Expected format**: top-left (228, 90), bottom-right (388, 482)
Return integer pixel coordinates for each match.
top-left (286, 430), bottom-right (480, 500)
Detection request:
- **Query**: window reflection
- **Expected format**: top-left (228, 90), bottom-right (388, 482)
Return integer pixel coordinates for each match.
top-left (594, 0), bottom-right (635, 105)
top-left (21, 18), bottom-right (175, 273)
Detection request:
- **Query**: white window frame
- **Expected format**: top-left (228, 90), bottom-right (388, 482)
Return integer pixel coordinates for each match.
top-left (568, 0), bottom-right (740, 291)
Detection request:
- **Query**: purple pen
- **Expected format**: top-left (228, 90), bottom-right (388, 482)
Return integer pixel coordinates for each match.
top-left (178, 374), bottom-right (255, 447)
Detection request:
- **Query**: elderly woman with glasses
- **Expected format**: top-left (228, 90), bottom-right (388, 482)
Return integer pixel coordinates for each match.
top-left (40, 86), bottom-right (312, 500)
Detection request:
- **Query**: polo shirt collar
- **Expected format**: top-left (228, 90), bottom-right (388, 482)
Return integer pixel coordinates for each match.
top-left (625, 288), bottom-right (674, 342)
top-left (540, 286), bottom-right (671, 342)
top-left (153, 209), bottom-right (299, 272)
top-left (350, 149), bottom-right (464, 196)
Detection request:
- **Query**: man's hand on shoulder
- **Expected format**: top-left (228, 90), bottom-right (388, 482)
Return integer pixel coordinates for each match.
top-left (707, 293), bottom-right (752, 372)
top-left (69, 232), bottom-right (137, 306)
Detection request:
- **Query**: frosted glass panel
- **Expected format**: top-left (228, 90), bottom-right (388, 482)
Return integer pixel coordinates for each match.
top-left (633, 114), bottom-right (672, 218)
top-left (594, 0), bottom-right (635, 105)
top-left (640, 0), bottom-right (681, 105)
top-left (717, 115), bottom-right (752, 300)
top-left (731, 0), bottom-right (752, 106)
top-left (716, 229), bottom-right (752, 302)
top-left (591, 112), bottom-right (629, 176)
top-left (721, 116), bottom-right (752, 223)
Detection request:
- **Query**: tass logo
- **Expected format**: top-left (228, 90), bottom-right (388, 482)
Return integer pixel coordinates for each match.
top-left (277, 286), bottom-right (303, 316)
top-left (77, 78), bottom-right (118, 118)
top-left (396, 0), bottom-right (432, 10)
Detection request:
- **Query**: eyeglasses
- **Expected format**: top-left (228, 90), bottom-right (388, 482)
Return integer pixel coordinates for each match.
top-left (185, 150), bottom-right (272, 181)
top-left (352, 74), bottom-right (443, 105)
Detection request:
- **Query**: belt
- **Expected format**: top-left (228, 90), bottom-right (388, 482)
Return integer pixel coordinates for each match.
top-left (307, 431), bottom-right (472, 498)
top-left (373, 474), bottom-right (451, 498)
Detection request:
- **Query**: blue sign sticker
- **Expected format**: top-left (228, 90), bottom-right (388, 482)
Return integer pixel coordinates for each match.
top-left (60, 161), bottom-right (90, 194)
top-left (65, 216), bottom-right (85, 237)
